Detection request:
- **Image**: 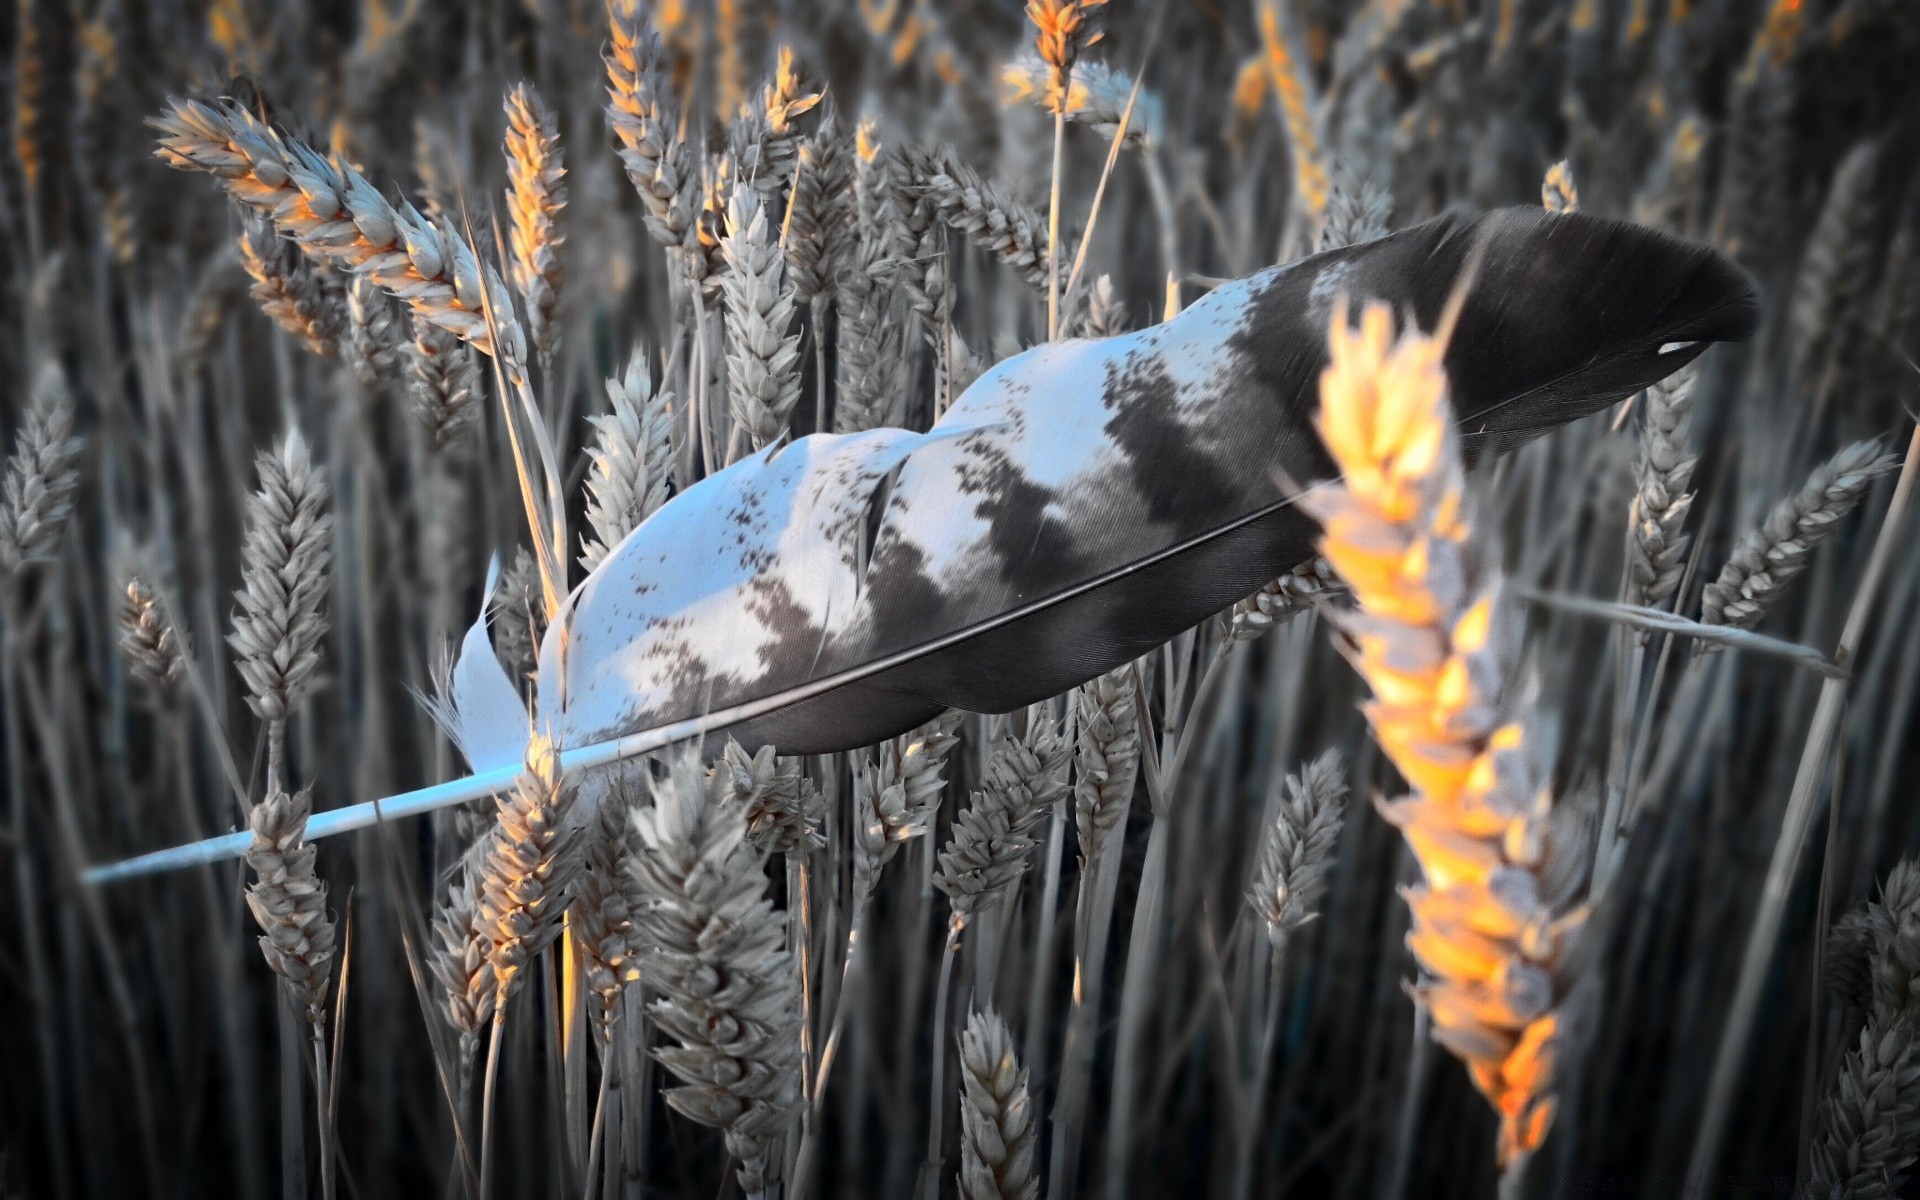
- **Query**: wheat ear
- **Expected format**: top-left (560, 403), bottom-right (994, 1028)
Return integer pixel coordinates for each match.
top-left (153, 97), bottom-right (526, 363)
top-left (1699, 439), bottom-right (1899, 639)
top-left (629, 749), bottom-right (802, 1200)
top-left (345, 274), bottom-right (406, 396)
top-left (833, 235), bottom-right (906, 433)
top-left (710, 738), bottom-right (821, 856)
top-left (605, 1), bottom-right (699, 253)
top-left (117, 573), bottom-right (189, 697)
top-left (0, 362), bottom-right (83, 584)
top-left (1306, 299), bottom-right (1587, 1171)
top-left (899, 145), bottom-right (1059, 293)
top-left (1002, 55), bottom-right (1158, 150)
top-left (580, 353), bottom-right (675, 572)
top-left (502, 82), bottom-right (567, 372)
top-left (785, 107), bottom-right (853, 306)
top-left (936, 709), bottom-right (1072, 923)
top-left (1625, 368), bottom-right (1698, 615)
top-left (1245, 749), bottom-right (1350, 951)
top-left (721, 184), bottom-right (803, 455)
top-left (239, 219), bottom-right (341, 359)
top-left (407, 315), bottom-right (482, 455)
top-left (1227, 557), bottom-right (1339, 641)
top-left (229, 431), bottom-right (331, 793)
top-left (957, 1009), bottom-right (1040, 1200)
top-left (1319, 168), bottom-right (1393, 251)
top-left (1073, 665), bottom-right (1140, 865)
top-left (1541, 160), bottom-right (1578, 213)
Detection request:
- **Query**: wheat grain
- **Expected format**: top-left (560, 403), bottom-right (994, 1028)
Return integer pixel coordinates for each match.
top-left (957, 1009), bottom-right (1039, 1200)
top-left (1245, 750), bottom-right (1349, 950)
top-left (502, 82), bottom-right (567, 371)
top-left (580, 354), bottom-right (675, 572)
top-left (1227, 557), bottom-right (1340, 641)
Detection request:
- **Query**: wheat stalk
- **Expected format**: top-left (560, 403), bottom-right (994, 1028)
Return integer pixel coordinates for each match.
top-left (1306, 299), bottom-right (1587, 1171)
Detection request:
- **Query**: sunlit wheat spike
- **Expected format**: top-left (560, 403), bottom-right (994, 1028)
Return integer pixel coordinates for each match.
top-left (630, 748), bottom-right (802, 1200)
top-left (117, 573), bottom-right (188, 697)
top-left (580, 353), bottom-right (675, 573)
top-left (606, 0), bottom-right (699, 252)
top-left (475, 733), bottom-right (578, 1002)
top-left (1245, 750), bottom-right (1349, 949)
top-left (936, 709), bottom-right (1071, 920)
top-left (854, 712), bottom-right (966, 895)
top-left (229, 430), bottom-right (331, 728)
top-left (833, 235), bottom-right (906, 433)
top-left (407, 315), bottom-right (481, 455)
top-left (1542, 160), bottom-right (1578, 214)
top-left (709, 738), bottom-right (821, 856)
top-left (720, 184), bottom-right (803, 454)
top-left (1256, 0), bottom-right (1327, 219)
top-left (957, 1009), bottom-right (1039, 1200)
top-left (0, 362), bottom-right (83, 582)
top-left (1227, 557), bottom-right (1339, 641)
top-left (1305, 299), bottom-right (1587, 1171)
top-left (244, 787), bottom-right (337, 1028)
top-left (1625, 368), bottom-right (1698, 616)
top-left (1074, 666), bottom-right (1140, 864)
top-left (1699, 438), bottom-right (1899, 641)
top-left (728, 45), bottom-right (822, 202)
top-left (785, 107), bottom-right (853, 305)
top-left (430, 866), bottom-right (496, 1043)
top-left (238, 219), bottom-right (341, 359)
top-left (899, 144), bottom-right (1059, 293)
top-left (1319, 168), bottom-right (1393, 251)
top-left (1026, 0), bottom-right (1109, 113)
top-left (1001, 55), bottom-right (1159, 150)
top-left (151, 96), bottom-right (525, 363)
top-left (502, 82), bottom-right (567, 370)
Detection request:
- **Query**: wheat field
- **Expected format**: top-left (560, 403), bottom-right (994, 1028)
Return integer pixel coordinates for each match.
top-left (3, 0), bottom-right (1920, 1197)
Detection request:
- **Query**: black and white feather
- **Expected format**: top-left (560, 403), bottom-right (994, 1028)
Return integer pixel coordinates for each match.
top-left (439, 207), bottom-right (1757, 768)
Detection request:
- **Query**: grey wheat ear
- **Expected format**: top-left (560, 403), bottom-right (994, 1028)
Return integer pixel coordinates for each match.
top-left (710, 738), bottom-right (821, 856)
top-left (957, 1008), bottom-right (1039, 1200)
top-left (117, 574), bottom-right (188, 697)
top-left (1699, 439), bottom-right (1899, 642)
top-left (728, 46), bottom-right (822, 203)
top-left (833, 235), bottom-right (906, 433)
top-left (1626, 368), bottom-right (1698, 617)
top-left (0, 362), bottom-right (84, 583)
top-left (407, 316), bottom-right (481, 454)
top-left (580, 354), bottom-right (675, 573)
top-left (1810, 861), bottom-right (1920, 1196)
top-left (570, 770), bottom-right (646, 1037)
top-left (238, 220), bottom-right (340, 359)
top-left (245, 788), bottom-right (337, 1029)
top-left (785, 108), bottom-right (853, 306)
top-left (854, 712), bottom-right (966, 895)
top-left (936, 709), bottom-right (1071, 921)
top-left (345, 275), bottom-right (406, 396)
top-left (1074, 666), bottom-right (1141, 865)
top-left (229, 430), bottom-right (331, 789)
top-left (629, 749), bottom-right (802, 1200)
top-left (720, 184), bottom-right (803, 455)
top-left (1245, 749), bottom-right (1349, 950)
top-left (1318, 168), bottom-right (1392, 251)
top-left (1084, 273), bottom-right (1127, 338)
top-left (503, 82), bottom-right (567, 371)
top-left (900, 144), bottom-right (1059, 293)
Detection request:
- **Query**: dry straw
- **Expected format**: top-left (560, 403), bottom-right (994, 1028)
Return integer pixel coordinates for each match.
top-left (1305, 299), bottom-right (1587, 1170)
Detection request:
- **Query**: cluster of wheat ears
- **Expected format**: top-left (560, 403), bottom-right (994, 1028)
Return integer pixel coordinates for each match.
top-left (3, 0), bottom-right (1920, 1197)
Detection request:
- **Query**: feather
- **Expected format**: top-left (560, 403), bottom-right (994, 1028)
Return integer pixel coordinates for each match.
top-left (83, 207), bottom-right (1757, 883)
top-left (424, 555), bottom-right (532, 774)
